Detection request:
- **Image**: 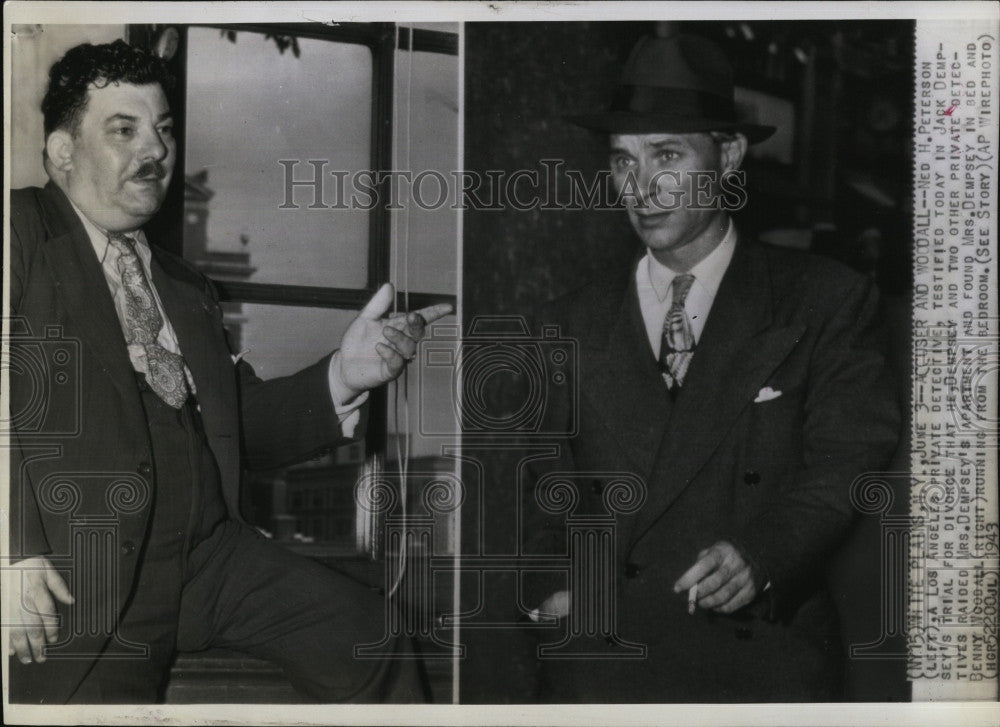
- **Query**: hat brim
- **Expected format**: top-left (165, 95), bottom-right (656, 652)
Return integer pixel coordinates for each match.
top-left (567, 112), bottom-right (776, 144)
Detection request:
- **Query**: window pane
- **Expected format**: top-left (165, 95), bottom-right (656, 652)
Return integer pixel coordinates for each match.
top-left (390, 49), bottom-right (459, 295)
top-left (233, 304), bottom-right (459, 551)
top-left (184, 27), bottom-right (371, 288)
top-left (237, 303), bottom-right (354, 379)
top-left (243, 440), bottom-right (366, 552)
top-left (236, 303), bottom-right (363, 552)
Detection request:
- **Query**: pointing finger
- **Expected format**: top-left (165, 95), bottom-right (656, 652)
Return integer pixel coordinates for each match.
top-left (401, 312), bottom-right (429, 342)
top-left (415, 303), bottom-right (453, 325)
top-left (381, 304), bottom-right (450, 334)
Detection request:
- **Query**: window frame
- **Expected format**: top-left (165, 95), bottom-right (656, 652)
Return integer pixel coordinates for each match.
top-left (128, 21), bottom-right (458, 464)
top-left (132, 22), bottom-right (457, 311)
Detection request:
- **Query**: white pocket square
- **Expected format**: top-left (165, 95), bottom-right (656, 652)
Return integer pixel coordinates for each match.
top-left (754, 386), bottom-right (782, 403)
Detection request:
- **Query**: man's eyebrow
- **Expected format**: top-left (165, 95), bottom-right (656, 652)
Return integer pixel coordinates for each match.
top-left (608, 146), bottom-right (631, 156)
top-left (102, 112), bottom-right (173, 124)
top-left (103, 113), bottom-right (139, 125)
top-left (645, 138), bottom-right (687, 150)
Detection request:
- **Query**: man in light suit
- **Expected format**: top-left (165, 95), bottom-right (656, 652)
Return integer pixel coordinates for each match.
top-left (6, 40), bottom-right (449, 703)
top-left (523, 33), bottom-right (900, 701)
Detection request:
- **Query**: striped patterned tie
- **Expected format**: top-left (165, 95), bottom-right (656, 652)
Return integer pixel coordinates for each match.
top-left (659, 273), bottom-right (696, 391)
top-left (107, 232), bottom-right (190, 408)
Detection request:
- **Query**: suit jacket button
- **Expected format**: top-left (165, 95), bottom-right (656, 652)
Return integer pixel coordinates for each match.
top-left (138, 462), bottom-right (152, 476)
top-left (624, 563), bottom-right (640, 578)
top-left (121, 541), bottom-right (136, 556)
top-left (590, 480), bottom-right (603, 495)
top-left (735, 625), bottom-right (753, 640)
top-left (743, 470), bottom-right (761, 486)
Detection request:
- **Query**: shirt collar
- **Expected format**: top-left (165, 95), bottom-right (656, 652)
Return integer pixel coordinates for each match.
top-left (66, 198), bottom-right (149, 264)
top-left (645, 217), bottom-right (737, 302)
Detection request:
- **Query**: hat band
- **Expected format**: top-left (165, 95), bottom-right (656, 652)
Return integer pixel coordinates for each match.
top-left (611, 85), bottom-right (736, 122)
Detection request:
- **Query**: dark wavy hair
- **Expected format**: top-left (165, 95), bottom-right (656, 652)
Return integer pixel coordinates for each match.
top-left (42, 39), bottom-right (175, 138)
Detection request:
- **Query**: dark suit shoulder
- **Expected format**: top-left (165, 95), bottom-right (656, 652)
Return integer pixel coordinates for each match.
top-left (152, 243), bottom-right (207, 282)
top-left (757, 240), bottom-right (866, 287)
top-left (10, 186), bottom-right (51, 249)
top-left (10, 185), bottom-right (48, 212)
top-left (542, 262), bottom-right (633, 324)
top-left (150, 243), bottom-right (220, 300)
top-left (753, 240), bottom-right (875, 317)
top-left (539, 284), bottom-right (612, 343)
top-left (9, 187), bottom-right (59, 308)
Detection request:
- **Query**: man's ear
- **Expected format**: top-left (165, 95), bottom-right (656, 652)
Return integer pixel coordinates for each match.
top-left (45, 130), bottom-right (75, 172)
top-left (720, 133), bottom-right (748, 173)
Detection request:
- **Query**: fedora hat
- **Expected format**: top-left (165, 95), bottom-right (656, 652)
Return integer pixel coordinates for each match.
top-left (569, 34), bottom-right (776, 143)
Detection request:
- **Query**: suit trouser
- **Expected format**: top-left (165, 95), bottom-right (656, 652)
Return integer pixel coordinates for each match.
top-left (65, 385), bottom-right (422, 703)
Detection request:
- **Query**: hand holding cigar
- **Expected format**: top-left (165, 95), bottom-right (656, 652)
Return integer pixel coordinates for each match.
top-left (673, 541), bottom-right (757, 615)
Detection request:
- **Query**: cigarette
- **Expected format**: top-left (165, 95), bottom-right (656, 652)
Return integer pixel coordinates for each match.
top-left (688, 584), bottom-right (698, 615)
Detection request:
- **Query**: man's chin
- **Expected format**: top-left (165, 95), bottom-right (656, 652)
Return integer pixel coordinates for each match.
top-left (124, 189), bottom-right (167, 215)
top-left (113, 199), bottom-right (164, 230)
top-left (127, 203), bottom-right (163, 219)
top-left (632, 227), bottom-right (681, 252)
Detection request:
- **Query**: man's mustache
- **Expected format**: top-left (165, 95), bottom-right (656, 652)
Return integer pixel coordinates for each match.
top-left (134, 161), bottom-right (168, 181)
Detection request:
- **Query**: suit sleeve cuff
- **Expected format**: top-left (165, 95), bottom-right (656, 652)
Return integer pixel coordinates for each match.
top-left (729, 537), bottom-right (777, 619)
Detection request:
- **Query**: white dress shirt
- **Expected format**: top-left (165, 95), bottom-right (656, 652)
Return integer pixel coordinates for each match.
top-left (635, 218), bottom-right (737, 359)
top-left (70, 202), bottom-right (365, 434)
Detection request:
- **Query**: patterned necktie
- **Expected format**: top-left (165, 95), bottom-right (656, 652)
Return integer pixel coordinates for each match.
top-left (659, 273), bottom-right (696, 391)
top-left (107, 232), bottom-right (189, 408)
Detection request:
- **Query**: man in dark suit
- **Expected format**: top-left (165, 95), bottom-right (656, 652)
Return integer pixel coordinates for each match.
top-left (522, 34), bottom-right (900, 701)
top-left (6, 39), bottom-right (449, 703)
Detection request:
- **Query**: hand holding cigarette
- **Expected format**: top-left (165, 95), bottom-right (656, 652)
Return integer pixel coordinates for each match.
top-left (673, 541), bottom-right (757, 615)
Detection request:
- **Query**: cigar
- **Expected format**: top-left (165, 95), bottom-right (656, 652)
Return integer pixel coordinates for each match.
top-left (688, 584), bottom-right (698, 615)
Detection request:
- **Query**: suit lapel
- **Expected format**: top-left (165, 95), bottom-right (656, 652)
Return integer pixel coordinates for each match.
top-left (630, 239), bottom-right (805, 542)
top-left (148, 250), bottom-right (232, 434)
top-left (148, 249), bottom-right (242, 515)
top-left (36, 184), bottom-right (140, 404)
top-left (579, 267), bottom-right (674, 482)
top-left (32, 184), bottom-right (241, 515)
